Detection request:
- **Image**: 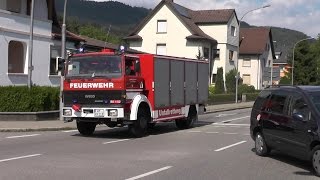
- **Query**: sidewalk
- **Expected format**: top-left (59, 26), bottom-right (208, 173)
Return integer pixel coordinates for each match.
top-left (0, 102), bottom-right (253, 132)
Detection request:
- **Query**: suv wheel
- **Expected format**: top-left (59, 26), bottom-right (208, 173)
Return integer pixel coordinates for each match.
top-left (255, 132), bottom-right (270, 156)
top-left (312, 146), bottom-right (320, 176)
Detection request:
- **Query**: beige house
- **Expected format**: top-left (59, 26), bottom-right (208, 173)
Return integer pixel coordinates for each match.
top-left (239, 27), bottom-right (275, 90)
top-left (124, 0), bottom-right (239, 85)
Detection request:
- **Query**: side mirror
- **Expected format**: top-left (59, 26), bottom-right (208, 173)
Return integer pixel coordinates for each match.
top-left (292, 112), bottom-right (307, 122)
top-left (56, 57), bottom-right (65, 76)
top-left (135, 61), bottom-right (140, 73)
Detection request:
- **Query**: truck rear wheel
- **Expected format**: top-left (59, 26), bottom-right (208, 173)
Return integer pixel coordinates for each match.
top-left (129, 108), bottom-right (148, 138)
top-left (77, 121), bottom-right (96, 136)
top-left (175, 106), bottom-right (197, 129)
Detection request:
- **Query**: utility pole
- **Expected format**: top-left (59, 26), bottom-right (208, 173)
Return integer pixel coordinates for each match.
top-left (235, 4), bottom-right (270, 103)
top-left (27, 0), bottom-right (35, 88)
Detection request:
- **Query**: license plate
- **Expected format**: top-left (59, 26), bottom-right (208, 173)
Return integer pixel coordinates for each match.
top-left (94, 110), bottom-right (104, 117)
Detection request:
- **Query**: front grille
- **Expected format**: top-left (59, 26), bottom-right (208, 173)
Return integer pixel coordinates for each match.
top-left (63, 90), bottom-right (125, 106)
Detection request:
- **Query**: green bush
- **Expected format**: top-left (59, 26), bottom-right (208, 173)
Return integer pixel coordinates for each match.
top-left (225, 68), bottom-right (237, 93)
top-left (243, 93), bottom-right (260, 101)
top-left (0, 86), bottom-right (59, 112)
top-left (238, 84), bottom-right (256, 94)
top-left (208, 94), bottom-right (235, 105)
top-left (215, 67), bottom-right (225, 94)
top-left (209, 85), bottom-right (215, 95)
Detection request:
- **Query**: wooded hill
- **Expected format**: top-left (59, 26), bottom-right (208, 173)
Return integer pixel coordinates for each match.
top-left (55, 0), bottom-right (310, 63)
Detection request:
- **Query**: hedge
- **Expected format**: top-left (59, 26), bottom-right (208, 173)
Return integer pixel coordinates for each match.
top-left (208, 93), bottom-right (259, 105)
top-left (0, 86), bottom-right (59, 112)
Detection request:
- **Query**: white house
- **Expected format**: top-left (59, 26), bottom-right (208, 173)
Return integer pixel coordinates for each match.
top-left (238, 27), bottom-right (275, 90)
top-left (0, 0), bottom-right (83, 87)
top-left (125, 0), bottom-right (240, 85)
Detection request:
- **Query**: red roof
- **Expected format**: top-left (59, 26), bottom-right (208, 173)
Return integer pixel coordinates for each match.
top-left (239, 28), bottom-right (272, 55)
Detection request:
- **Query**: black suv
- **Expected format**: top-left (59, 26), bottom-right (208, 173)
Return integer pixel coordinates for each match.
top-left (250, 86), bottom-right (320, 175)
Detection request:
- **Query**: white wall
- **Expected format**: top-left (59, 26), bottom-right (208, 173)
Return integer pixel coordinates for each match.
top-left (129, 4), bottom-right (204, 59)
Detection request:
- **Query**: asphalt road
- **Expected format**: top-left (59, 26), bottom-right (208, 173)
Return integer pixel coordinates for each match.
top-left (0, 108), bottom-right (318, 180)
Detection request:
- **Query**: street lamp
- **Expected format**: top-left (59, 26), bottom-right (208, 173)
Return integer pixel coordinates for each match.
top-left (235, 4), bottom-right (271, 103)
top-left (27, 0), bottom-right (35, 88)
top-left (60, 0), bottom-right (68, 120)
top-left (291, 37), bottom-right (314, 85)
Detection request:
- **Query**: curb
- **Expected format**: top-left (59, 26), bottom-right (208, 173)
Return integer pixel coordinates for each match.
top-left (205, 106), bottom-right (252, 114)
top-left (0, 127), bottom-right (76, 132)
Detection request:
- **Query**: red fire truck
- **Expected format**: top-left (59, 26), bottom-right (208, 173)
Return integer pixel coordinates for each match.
top-left (61, 49), bottom-right (209, 137)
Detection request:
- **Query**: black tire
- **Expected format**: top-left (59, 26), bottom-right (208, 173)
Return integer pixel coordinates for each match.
top-left (77, 121), bottom-right (96, 136)
top-left (148, 123), bottom-right (156, 129)
top-left (129, 108), bottom-right (149, 137)
top-left (311, 145), bottom-right (320, 176)
top-left (175, 106), bottom-right (197, 129)
top-left (255, 132), bottom-right (270, 156)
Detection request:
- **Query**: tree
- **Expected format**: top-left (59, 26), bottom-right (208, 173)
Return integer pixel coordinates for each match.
top-left (291, 41), bottom-right (317, 85)
top-left (225, 68), bottom-right (237, 93)
top-left (215, 67), bottom-right (225, 94)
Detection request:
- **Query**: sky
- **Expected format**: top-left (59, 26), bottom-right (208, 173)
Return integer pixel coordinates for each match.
top-left (94, 0), bottom-right (320, 38)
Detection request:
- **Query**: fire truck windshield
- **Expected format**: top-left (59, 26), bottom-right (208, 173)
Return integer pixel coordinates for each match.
top-left (66, 55), bottom-right (122, 78)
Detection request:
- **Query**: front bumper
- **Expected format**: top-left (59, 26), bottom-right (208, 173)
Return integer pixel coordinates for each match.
top-left (62, 107), bottom-right (124, 119)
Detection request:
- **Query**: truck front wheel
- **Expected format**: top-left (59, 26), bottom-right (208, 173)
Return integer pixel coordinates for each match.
top-left (129, 108), bottom-right (148, 137)
top-left (175, 106), bottom-right (197, 129)
top-left (77, 121), bottom-right (96, 136)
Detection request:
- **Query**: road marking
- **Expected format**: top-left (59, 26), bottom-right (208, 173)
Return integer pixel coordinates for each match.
top-left (215, 113), bottom-right (236, 118)
top-left (62, 130), bottom-right (78, 133)
top-left (188, 131), bottom-right (201, 133)
top-left (213, 123), bottom-right (250, 127)
top-left (214, 141), bottom-right (247, 152)
top-left (223, 133), bottom-right (238, 135)
top-left (0, 154), bottom-right (42, 163)
top-left (125, 166), bottom-right (172, 180)
top-left (6, 134), bottom-right (40, 139)
top-left (103, 139), bottom-right (130, 144)
top-left (205, 132), bottom-right (219, 134)
top-left (219, 116), bottom-right (250, 123)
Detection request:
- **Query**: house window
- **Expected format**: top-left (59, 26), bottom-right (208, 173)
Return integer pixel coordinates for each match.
top-left (7, 0), bottom-right (21, 13)
top-left (49, 46), bottom-right (61, 75)
top-left (229, 50), bottom-right (234, 61)
top-left (242, 74), bottom-right (251, 85)
top-left (203, 47), bottom-right (209, 60)
top-left (211, 74), bottom-right (217, 84)
top-left (242, 57), bottom-right (251, 67)
top-left (231, 26), bottom-right (237, 37)
top-left (213, 49), bottom-right (220, 59)
top-left (157, 20), bottom-right (167, 33)
top-left (156, 44), bottom-right (166, 55)
top-left (8, 41), bottom-right (25, 73)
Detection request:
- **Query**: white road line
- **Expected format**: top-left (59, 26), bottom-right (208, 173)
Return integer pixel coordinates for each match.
top-left (219, 116), bottom-right (250, 123)
top-left (103, 139), bottom-right (130, 144)
top-left (214, 141), bottom-right (247, 152)
top-left (6, 134), bottom-right (40, 139)
top-left (188, 131), bottom-right (201, 133)
top-left (125, 166), bottom-right (172, 180)
top-left (223, 133), bottom-right (238, 135)
top-left (205, 132), bottom-right (219, 134)
top-left (62, 130), bottom-right (78, 133)
top-left (214, 123), bottom-right (250, 127)
top-left (0, 154), bottom-right (42, 163)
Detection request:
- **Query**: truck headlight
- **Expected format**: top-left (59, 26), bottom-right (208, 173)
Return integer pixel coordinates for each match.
top-left (63, 109), bottom-right (72, 116)
top-left (108, 109), bottom-right (118, 117)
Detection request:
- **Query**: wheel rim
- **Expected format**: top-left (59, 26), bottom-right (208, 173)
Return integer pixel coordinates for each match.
top-left (313, 150), bottom-right (320, 173)
top-left (255, 134), bottom-right (264, 153)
